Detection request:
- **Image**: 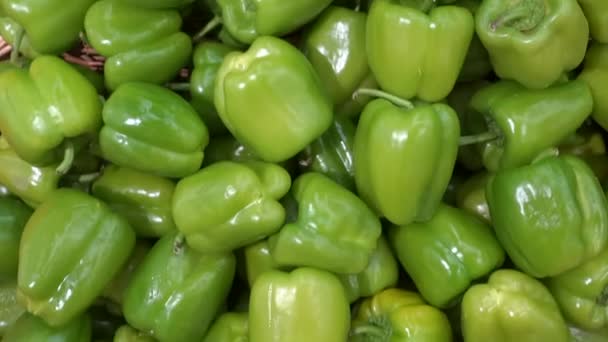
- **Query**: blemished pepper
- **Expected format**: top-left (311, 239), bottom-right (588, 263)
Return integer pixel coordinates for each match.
top-left (113, 325), bottom-right (156, 342)
top-left (461, 269), bottom-right (570, 342)
top-left (2, 312), bottom-right (91, 342)
top-left (202, 312), bottom-right (248, 342)
top-left (0, 197), bottom-right (32, 279)
top-left (99, 82), bottom-right (209, 179)
top-left (0, 280), bottom-right (25, 336)
top-left (475, 0), bottom-right (589, 89)
top-left (578, 43), bottom-right (608, 131)
top-left (122, 233), bottom-right (236, 342)
top-left (349, 288), bottom-right (453, 342)
top-left (92, 165), bottom-right (177, 238)
top-left (366, 0), bottom-right (474, 102)
top-left (17, 189), bottom-right (135, 327)
top-left (486, 154), bottom-right (608, 278)
top-left (577, 0), bottom-right (608, 43)
top-left (455, 171), bottom-right (492, 224)
top-left (172, 161), bottom-right (291, 253)
top-left (268, 172), bottom-right (382, 274)
top-left (214, 35), bottom-right (333, 163)
top-left (249, 267), bottom-right (350, 342)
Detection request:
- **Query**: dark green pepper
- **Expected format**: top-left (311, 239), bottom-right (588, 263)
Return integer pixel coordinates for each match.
top-left (0, 280), bottom-right (25, 336)
top-left (3, 312), bottom-right (91, 342)
top-left (0, 197), bottom-right (32, 279)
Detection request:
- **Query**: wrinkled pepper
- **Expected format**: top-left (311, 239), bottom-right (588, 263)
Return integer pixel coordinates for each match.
top-left (2, 312), bottom-right (91, 342)
top-left (202, 312), bottom-right (248, 342)
top-left (578, 43), bottom-right (608, 131)
top-left (0, 197), bottom-right (32, 279)
top-left (578, 0), bottom-right (608, 43)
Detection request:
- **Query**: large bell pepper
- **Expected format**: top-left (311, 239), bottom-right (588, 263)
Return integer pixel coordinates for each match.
top-left (84, 0), bottom-right (192, 91)
top-left (353, 90), bottom-right (460, 226)
top-left (122, 233), bottom-right (236, 342)
top-left (578, 43), bottom-right (608, 131)
top-left (17, 189), bottom-right (136, 327)
top-left (214, 36), bottom-right (333, 163)
top-left (455, 171), bottom-right (492, 224)
top-left (99, 82), bottom-right (209, 179)
top-left (0, 280), bottom-right (25, 336)
top-left (268, 172), bottom-right (382, 274)
top-left (578, 0), bottom-right (608, 43)
top-left (366, 0), bottom-right (474, 102)
top-left (470, 79), bottom-right (592, 172)
top-left (249, 267), bottom-right (350, 342)
top-left (475, 0), bottom-right (589, 89)
top-left (349, 288), bottom-right (453, 342)
top-left (92, 165), bottom-right (177, 238)
top-left (2, 312), bottom-right (91, 342)
top-left (0, 197), bottom-right (32, 279)
top-left (172, 161), bottom-right (290, 253)
top-left (487, 154), bottom-right (608, 278)
top-left (202, 312), bottom-right (247, 342)
top-left (461, 269), bottom-right (570, 342)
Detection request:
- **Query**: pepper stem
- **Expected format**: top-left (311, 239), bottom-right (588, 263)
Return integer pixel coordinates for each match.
top-left (459, 131), bottom-right (499, 146)
top-left (353, 88), bottom-right (414, 110)
top-left (193, 16), bottom-right (222, 42)
top-left (56, 141), bottom-right (75, 175)
top-left (490, 0), bottom-right (545, 32)
top-left (531, 147), bottom-right (560, 164)
top-left (77, 172), bottom-right (101, 183)
top-left (597, 284), bottom-right (608, 306)
top-left (349, 324), bottom-right (385, 338)
top-left (166, 82), bottom-right (191, 92)
top-left (10, 26), bottom-right (23, 66)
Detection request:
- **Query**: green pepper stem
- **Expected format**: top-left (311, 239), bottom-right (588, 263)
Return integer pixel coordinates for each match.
top-left (166, 82), bottom-right (191, 92)
top-left (353, 88), bottom-right (414, 109)
top-left (77, 172), bottom-right (101, 183)
top-left (531, 147), bottom-right (560, 163)
top-left (349, 324), bottom-right (385, 338)
top-left (459, 131), bottom-right (499, 146)
top-left (56, 141), bottom-right (75, 175)
top-left (10, 26), bottom-right (23, 66)
top-left (193, 16), bottom-right (222, 42)
top-left (490, 0), bottom-right (545, 32)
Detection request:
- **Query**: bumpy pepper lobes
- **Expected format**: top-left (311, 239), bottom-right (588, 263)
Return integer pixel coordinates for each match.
top-left (353, 89), bottom-right (460, 226)
top-left (249, 267), bottom-right (350, 342)
top-left (0, 280), bottom-right (25, 336)
top-left (366, 0), bottom-right (474, 102)
top-left (268, 172), bottom-right (382, 274)
top-left (461, 269), bottom-right (570, 342)
top-left (349, 288), bottom-right (453, 342)
top-left (214, 35), bottom-right (333, 163)
top-left (202, 312), bottom-right (247, 342)
top-left (455, 171), bottom-right (492, 224)
top-left (577, 0), bottom-right (608, 43)
top-left (578, 43), bottom-right (608, 131)
top-left (18, 189), bottom-right (135, 327)
top-left (99, 82), bottom-right (209, 179)
top-left (172, 161), bottom-right (290, 253)
top-left (0, 197), bottom-right (31, 279)
top-left (475, 0), bottom-right (589, 89)
top-left (2, 312), bottom-right (91, 342)
top-left (84, 0), bottom-right (192, 91)
top-left (113, 325), bottom-right (156, 342)
top-left (486, 154), bottom-right (608, 278)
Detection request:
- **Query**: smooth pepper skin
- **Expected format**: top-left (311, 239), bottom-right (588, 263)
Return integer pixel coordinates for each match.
top-left (268, 172), bottom-right (382, 274)
top-left (461, 269), bottom-right (570, 342)
top-left (92, 165), bottom-right (177, 238)
top-left (244, 238), bottom-right (290, 288)
top-left (0, 197), bottom-right (32, 279)
top-left (366, 0), bottom-right (474, 102)
top-left (0, 280), bottom-right (25, 336)
top-left (455, 172), bottom-right (492, 224)
top-left (578, 43), bottom-right (608, 131)
top-left (18, 189), bottom-right (135, 327)
top-left (475, 0), bottom-right (589, 89)
top-left (202, 312), bottom-right (248, 342)
top-left (84, 0), bottom-right (192, 91)
top-left (578, 0), bottom-right (608, 42)
top-left (354, 99), bottom-right (460, 226)
top-left (349, 288), bottom-right (453, 342)
top-left (217, 0), bottom-right (333, 44)
top-left (214, 35), bottom-right (334, 163)
top-left (0, 55), bottom-right (102, 166)
top-left (390, 204), bottom-right (505, 309)
top-left (471, 79), bottom-right (593, 172)
top-left (172, 161), bottom-right (291, 253)
top-left (486, 155), bottom-right (608, 278)
top-left (2, 312), bottom-right (91, 342)
top-left (99, 82), bottom-right (209, 179)
top-left (249, 267), bottom-right (350, 342)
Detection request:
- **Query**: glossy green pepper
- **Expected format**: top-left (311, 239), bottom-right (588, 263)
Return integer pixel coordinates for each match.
top-left (0, 55), bottom-right (102, 167)
top-left (0, 197), bottom-right (32, 279)
top-left (217, 0), bottom-right (333, 44)
top-left (123, 233), bottom-right (236, 342)
top-left (113, 325), bottom-right (156, 342)
top-left (455, 172), bottom-right (492, 224)
top-left (268, 172), bottom-right (382, 274)
top-left (366, 0), bottom-right (474, 102)
top-left (84, 0), bottom-right (192, 91)
top-left (578, 43), bottom-right (608, 131)
top-left (0, 280), bottom-right (25, 336)
top-left (470, 79), bottom-right (592, 172)
top-left (3, 312), bottom-right (91, 342)
top-left (461, 269), bottom-right (570, 342)
top-left (202, 135), bottom-right (260, 166)
top-left (349, 288), bottom-right (453, 342)
top-left (214, 35), bottom-right (333, 163)
top-left (475, 0), bottom-right (589, 89)
top-left (390, 204), bottom-right (505, 308)
top-left (0, 17), bottom-right (39, 59)
top-left (99, 82), bottom-right (209, 179)
top-left (92, 165), bottom-right (177, 238)
top-left (249, 267), bottom-right (350, 342)
top-left (173, 161), bottom-right (290, 253)
top-left (120, 0), bottom-right (194, 8)
top-left (17, 189), bottom-right (136, 327)
top-left (243, 239), bottom-right (290, 288)
top-left (353, 91), bottom-right (460, 226)
top-left (202, 312), bottom-right (247, 342)
top-left (102, 241), bottom-right (151, 308)
top-left (487, 155), bottom-right (608, 278)
top-left (578, 0), bottom-right (608, 43)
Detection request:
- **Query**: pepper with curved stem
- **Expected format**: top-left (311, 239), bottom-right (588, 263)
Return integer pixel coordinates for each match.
top-left (193, 16), bottom-right (222, 42)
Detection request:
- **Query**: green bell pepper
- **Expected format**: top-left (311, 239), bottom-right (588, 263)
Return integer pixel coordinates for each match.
top-left (173, 161), bottom-right (290, 253)
top-left (249, 267), bottom-right (350, 342)
top-left (217, 0), bottom-right (333, 44)
top-left (487, 154), bottom-right (608, 278)
top-left (99, 82), bottom-right (209, 179)
top-left (578, 0), bottom-right (608, 43)
top-left (113, 325), bottom-right (156, 342)
top-left (243, 238), bottom-right (290, 288)
top-left (102, 241), bottom-right (151, 308)
top-left (559, 125), bottom-right (606, 158)
top-left (578, 43), bottom-right (608, 131)
top-left (366, 0), bottom-right (474, 102)
top-left (0, 197), bottom-right (32, 279)
top-left (3, 312), bottom-right (91, 342)
top-left (335, 73), bottom-right (378, 119)
top-left (569, 323), bottom-right (608, 342)
top-left (349, 288), bottom-right (453, 342)
top-left (84, 0), bottom-right (192, 91)
top-left (122, 233), bottom-right (236, 342)
top-left (92, 165), bottom-right (177, 238)
top-left (461, 269), bottom-right (570, 342)
top-left (214, 35), bottom-right (333, 163)
top-left (17, 189), bottom-right (136, 327)
top-left (0, 55), bottom-right (102, 167)
top-left (470, 79), bottom-right (593, 172)
top-left (268, 172), bottom-right (382, 274)
top-left (475, 0), bottom-right (589, 89)
top-left (202, 312), bottom-right (247, 342)
top-left (120, 0), bottom-right (194, 9)
top-left (455, 171), bottom-right (492, 224)
top-left (353, 91), bottom-right (460, 226)
top-left (202, 135), bottom-right (260, 166)
top-left (0, 17), bottom-right (39, 59)
top-left (0, 280), bottom-right (25, 336)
